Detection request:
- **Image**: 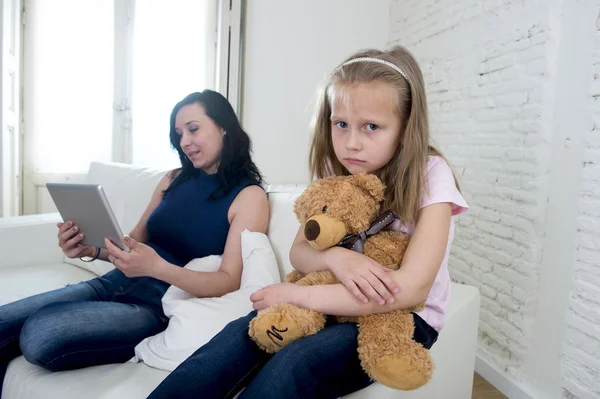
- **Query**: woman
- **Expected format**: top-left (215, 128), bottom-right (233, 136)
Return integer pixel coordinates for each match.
top-left (0, 90), bottom-right (269, 396)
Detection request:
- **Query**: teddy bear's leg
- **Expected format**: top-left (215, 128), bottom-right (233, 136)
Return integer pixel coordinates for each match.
top-left (249, 271), bottom-right (338, 353)
top-left (249, 304), bottom-right (326, 354)
top-left (357, 310), bottom-right (434, 391)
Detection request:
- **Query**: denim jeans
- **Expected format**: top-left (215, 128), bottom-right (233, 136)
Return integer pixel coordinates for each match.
top-left (147, 310), bottom-right (438, 399)
top-left (0, 269), bottom-right (168, 396)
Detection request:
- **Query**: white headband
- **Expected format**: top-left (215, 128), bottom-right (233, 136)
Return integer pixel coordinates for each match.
top-left (340, 57), bottom-right (411, 85)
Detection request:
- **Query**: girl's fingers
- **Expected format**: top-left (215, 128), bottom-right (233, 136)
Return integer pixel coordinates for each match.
top-left (357, 277), bottom-right (385, 304)
top-left (344, 279), bottom-right (369, 304)
top-left (371, 267), bottom-right (399, 294)
top-left (365, 273), bottom-right (395, 304)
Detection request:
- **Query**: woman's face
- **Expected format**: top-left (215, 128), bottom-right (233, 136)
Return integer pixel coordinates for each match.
top-left (175, 103), bottom-right (225, 174)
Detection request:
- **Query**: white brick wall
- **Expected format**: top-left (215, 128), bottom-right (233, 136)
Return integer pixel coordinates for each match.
top-left (389, 0), bottom-right (552, 380)
top-left (561, 20), bottom-right (600, 399)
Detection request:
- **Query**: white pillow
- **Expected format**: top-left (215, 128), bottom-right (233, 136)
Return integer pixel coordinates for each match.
top-left (130, 229), bottom-right (281, 371)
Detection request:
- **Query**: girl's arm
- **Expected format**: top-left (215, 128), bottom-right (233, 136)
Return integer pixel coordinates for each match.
top-left (288, 227), bottom-right (332, 273)
top-left (252, 202), bottom-right (451, 315)
top-left (289, 224), bottom-right (400, 303)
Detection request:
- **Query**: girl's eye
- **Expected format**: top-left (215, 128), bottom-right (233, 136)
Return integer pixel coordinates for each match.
top-left (189, 127), bottom-right (199, 133)
top-left (335, 121), bottom-right (348, 129)
top-left (366, 123), bottom-right (379, 131)
top-left (322, 206), bottom-right (328, 213)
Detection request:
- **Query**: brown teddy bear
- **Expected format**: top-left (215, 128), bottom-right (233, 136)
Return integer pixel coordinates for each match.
top-left (248, 173), bottom-right (434, 391)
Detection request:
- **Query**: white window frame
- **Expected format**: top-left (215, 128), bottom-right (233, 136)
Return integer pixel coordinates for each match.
top-left (0, 0), bottom-right (23, 218)
top-left (15, 0), bottom-right (244, 215)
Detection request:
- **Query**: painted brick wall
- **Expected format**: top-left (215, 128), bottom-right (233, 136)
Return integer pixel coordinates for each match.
top-left (389, 0), bottom-right (553, 380)
top-left (561, 18), bottom-right (600, 399)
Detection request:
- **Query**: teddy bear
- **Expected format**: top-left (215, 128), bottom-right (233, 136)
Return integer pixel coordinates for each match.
top-left (248, 173), bottom-right (434, 391)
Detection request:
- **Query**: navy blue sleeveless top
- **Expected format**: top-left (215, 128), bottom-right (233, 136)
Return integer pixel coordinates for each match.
top-left (113, 170), bottom-right (259, 311)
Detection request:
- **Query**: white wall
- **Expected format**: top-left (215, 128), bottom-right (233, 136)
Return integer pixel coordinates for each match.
top-left (561, 6), bottom-right (600, 398)
top-left (241, 0), bottom-right (390, 185)
top-left (389, 0), bottom-right (599, 398)
top-left (390, 0), bottom-right (554, 388)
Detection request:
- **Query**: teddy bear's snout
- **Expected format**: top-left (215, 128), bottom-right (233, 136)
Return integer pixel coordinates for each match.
top-left (305, 219), bottom-right (321, 241)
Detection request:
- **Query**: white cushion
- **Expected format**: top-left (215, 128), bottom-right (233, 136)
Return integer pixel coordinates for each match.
top-left (264, 184), bottom-right (306, 279)
top-left (130, 230), bottom-right (281, 371)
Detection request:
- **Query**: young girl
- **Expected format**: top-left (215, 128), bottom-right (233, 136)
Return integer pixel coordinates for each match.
top-left (147, 45), bottom-right (469, 399)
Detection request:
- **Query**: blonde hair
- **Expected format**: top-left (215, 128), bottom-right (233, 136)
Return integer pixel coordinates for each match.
top-left (308, 45), bottom-right (460, 224)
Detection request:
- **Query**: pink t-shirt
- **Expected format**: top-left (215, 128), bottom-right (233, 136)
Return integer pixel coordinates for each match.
top-left (386, 156), bottom-right (469, 331)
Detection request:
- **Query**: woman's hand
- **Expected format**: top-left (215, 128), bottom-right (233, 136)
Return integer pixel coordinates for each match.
top-left (57, 221), bottom-right (96, 259)
top-left (250, 283), bottom-right (303, 310)
top-left (105, 236), bottom-right (165, 278)
top-left (325, 246), bottom-right (399, 305)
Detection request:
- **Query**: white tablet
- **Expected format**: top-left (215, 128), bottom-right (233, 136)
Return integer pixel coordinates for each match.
top-left (46, 183), bottom-right (129, 251)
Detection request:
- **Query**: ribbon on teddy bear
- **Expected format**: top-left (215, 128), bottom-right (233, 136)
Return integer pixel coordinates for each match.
top-left (336, 209), bottom-right (400, 254)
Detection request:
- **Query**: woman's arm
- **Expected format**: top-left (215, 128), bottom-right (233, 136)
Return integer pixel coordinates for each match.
top-left (83, 170), bottom-right (177, 262)
top-left (153, 185), bottom-right (269, 297)
top-left (252, 202), bottom-right (452, 315)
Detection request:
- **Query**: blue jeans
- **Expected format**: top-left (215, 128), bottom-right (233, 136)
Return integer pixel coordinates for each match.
top-left (147, 310), bottom-right (371, 399)
top-left (148, 311), bottom-right (438, 399)
top-left (0, 269), bottom-right (168, 396)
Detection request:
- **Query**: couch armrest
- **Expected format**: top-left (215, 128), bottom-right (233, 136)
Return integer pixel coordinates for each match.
top-left (0, 213), bottom-right (65, 269)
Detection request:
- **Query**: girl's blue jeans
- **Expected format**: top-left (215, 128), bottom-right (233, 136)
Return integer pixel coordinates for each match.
top-left (147, 310), bottom-right (438, 399)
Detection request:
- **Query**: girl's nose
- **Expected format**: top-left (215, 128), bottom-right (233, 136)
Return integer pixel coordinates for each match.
top-left (345, 129), bottom-right (362, 151)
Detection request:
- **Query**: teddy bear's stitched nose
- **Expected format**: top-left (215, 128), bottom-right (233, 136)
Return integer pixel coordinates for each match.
top-left (305, 220), bottom-right (321, 241)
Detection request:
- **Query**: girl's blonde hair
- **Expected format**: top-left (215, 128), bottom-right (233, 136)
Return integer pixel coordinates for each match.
top-left (308, 45), bottom-right (459, 224)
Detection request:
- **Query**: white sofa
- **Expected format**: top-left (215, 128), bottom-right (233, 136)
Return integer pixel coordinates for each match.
top-left (0, 162), bottom-right (480, 399)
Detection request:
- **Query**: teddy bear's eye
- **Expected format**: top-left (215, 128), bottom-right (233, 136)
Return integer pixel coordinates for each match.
top-left (322, 206), bottom-right (328, 213)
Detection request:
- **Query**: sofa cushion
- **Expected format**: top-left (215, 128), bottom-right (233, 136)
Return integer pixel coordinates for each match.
top-left (0, 263), bottom-right (96, 307)
top-left (264, 184), bottom-right (306, 280)
top-left (3, 279), bottom-right (479, 399)
top-left (3, 356), bottom-right (167, 399)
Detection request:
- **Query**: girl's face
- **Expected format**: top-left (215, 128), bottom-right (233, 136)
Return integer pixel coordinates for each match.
top-left (330, 81), bottom-right (402, 175)
top-left (175, 103), bottom-right (226, 174)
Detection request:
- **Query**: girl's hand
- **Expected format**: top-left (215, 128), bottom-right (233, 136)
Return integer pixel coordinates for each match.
top-left (250, 283), bottom-right (303, 310)
top-left (57, 221), bottom-right (95, 259)
top-left (325, 246), bottom-right (399, 305)
top-left (105, 236), bottom-right (164, 278)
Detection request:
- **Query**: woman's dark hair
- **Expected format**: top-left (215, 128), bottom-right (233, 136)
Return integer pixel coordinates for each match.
top-left (163, 90), bottom-right (264, 199)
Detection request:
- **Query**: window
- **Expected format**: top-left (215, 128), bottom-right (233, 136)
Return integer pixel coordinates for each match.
top-left (18, 0), bottom-right (240, 215)
top-left (131, 0), bottom-right (217, 170)
top-left (24, 0), bottom-right (114, 175)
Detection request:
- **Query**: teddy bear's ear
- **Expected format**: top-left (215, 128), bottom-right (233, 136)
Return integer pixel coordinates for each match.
top-left (350, 173), bottom-right (385, 202)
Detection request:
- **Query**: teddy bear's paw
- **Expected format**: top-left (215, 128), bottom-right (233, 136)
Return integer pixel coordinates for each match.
top-left (249, 304), bottom-right (325, 354)
top-left (368, 353), bottom-right (433, 391)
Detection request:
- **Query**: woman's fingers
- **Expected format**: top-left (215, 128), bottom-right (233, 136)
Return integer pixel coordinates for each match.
top-left (59, 225), bottom-right (80, 246)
